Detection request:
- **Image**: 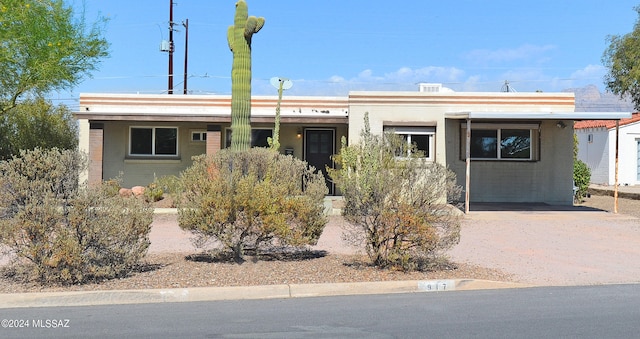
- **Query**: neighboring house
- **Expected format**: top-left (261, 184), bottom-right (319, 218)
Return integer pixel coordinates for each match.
top-left (575, 113), bottom-right (640, 186)
top-left (75, 85), bottom-right (630, 206)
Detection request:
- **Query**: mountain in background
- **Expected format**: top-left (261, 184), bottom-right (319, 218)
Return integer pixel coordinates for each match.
top-left (563, 84), bottom-right (636, 112)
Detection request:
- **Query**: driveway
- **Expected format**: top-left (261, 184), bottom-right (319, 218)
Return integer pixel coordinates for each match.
top-left (448, 205), bottom-right (640, 286)
top-left (150, 204), bottom-right (640, 287)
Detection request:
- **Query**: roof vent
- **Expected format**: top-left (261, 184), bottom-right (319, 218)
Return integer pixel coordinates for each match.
top-left (419, 83), bottom-right (442, 93)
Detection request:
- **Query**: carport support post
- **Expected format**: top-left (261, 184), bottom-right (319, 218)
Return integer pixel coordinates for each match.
top-left (465, 118), bottom-right (471, 214)
top-left (614, 120), bottom-right (620, 213)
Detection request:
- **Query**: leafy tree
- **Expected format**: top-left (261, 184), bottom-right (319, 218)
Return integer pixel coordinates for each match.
top-left (329, 114), bottom-right (462, 270)
top-left (178, 148), bottom-right (328, 262)
top-left (0, 0), bottom-right (109, 115)
top-left (602, 6), bottom-right (640, 110)
top-left (0, 97), bottom-right (77, 160)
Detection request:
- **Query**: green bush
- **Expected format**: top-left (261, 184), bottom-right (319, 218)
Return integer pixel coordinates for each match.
top-left (144, 182), bottom-right (164, 202)
top-left (329, 114), bottom-right (462, 271)
top-left (573, 159), bottom-right (591, 202)
top-left (177, 148), bottom-right (328, 262)
top-left (573, 133), bottom-right (591, 203)
top-left (0, 148), bottom-right (153, 284)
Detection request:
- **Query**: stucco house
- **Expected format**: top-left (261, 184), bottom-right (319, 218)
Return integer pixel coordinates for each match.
top-left (75, 85), bottom-right (630, 207)
top-left (575, 113), bottom-right (640, 186)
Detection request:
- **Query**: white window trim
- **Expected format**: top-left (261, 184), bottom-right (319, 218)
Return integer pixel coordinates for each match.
top-left (129, 126), bottom-right (179, 157)
top-left (385, 126), bottom-right (435, 161)
top-left (190, 130), bottom-right (207, 142)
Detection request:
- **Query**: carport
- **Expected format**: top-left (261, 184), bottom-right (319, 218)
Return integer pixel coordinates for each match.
top-left (445, 111), bottom-right (632, 213)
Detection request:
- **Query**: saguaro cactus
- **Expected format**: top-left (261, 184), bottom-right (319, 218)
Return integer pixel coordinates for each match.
top-left (227, 0), bottom-right (264, 151)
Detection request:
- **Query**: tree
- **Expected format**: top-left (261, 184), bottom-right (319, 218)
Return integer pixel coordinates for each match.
top-left (603, 6), bottom-right (640, 110)
top-left (329, 114), bottom-right (462, 270)
top-left (0, 97), bottom-right (78, 160)
top-left (0, 0), bottom-right (109, 115)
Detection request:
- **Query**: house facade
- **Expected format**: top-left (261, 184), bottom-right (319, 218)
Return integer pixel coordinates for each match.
top-left (75, 86), bottom-right (630, 206)
top-left (76, 94), bottom-right (348, 194)
top-left (575, 113), bottom-right (640, 186)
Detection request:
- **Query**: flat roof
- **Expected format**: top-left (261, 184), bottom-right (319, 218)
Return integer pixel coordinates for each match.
top-left (445, 111), bottom-right (632, 120)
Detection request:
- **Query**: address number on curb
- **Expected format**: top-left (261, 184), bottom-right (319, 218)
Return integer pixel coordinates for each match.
top-left (417, 280), bottom-right (456, 292)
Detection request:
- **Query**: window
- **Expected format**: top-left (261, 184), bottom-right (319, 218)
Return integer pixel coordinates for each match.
top-left (225, 128), bottom-right (273, 148)
top-left (384, 126), bottom-right (435, 160)
top-left (461, 123), bottom-right (538, 161)
top-left (130, 127), bottom-right (178, 156)
top-left (191, 131), bottom-right (207, 142)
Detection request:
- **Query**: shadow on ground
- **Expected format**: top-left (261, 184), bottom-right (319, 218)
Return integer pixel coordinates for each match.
top-left (186, 249), bottom-right (329, 264)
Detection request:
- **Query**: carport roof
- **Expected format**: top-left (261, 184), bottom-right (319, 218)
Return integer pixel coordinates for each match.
top-left (445, 111), bottom-right (632, 120)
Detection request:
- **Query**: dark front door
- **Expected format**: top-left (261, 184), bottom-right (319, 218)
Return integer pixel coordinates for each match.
top-left (305, 129), bottom-right (335, 195)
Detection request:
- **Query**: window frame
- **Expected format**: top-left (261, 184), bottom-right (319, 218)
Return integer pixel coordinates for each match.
top-left (384, 126), bottom-right (435, 161)
top-left (460, 122), bottom-right (539, 161)
top-left (190, 130), bottom-right (207, 142)
top-left (224, 128), bottom-right (273, 148)
top-left (129, 126), bottom-right (179, 157)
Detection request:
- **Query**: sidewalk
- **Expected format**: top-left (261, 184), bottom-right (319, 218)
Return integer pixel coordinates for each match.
top-left (589, 184), bottom-right (640, 200)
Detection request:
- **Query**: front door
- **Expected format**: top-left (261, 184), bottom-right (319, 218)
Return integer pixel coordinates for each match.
top-left (305, 129), bottom-right (335, 195)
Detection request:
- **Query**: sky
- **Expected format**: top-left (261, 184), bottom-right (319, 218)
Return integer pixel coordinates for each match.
top-left (57, 0), bottom-right (640, 109)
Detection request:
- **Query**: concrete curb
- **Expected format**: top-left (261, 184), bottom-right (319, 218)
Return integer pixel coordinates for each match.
top-left (0, 279), bottom-right (533, 309)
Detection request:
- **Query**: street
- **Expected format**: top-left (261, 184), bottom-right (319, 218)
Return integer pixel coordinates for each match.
top-left (1, 284), bottom-right (639, 338)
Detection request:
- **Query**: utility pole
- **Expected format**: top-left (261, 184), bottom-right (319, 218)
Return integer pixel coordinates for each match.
top-left (168, 0), bottom-right (175, 94)
top-left (183, 19), bottom-right (189, 95)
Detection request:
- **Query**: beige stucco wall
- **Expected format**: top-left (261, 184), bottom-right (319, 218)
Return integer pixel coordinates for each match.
top-left (446, 120), bottom-right (575, 205)
top-left (347, 91), bottom-right (576, 205)
top-left (103, 121), bottom-right (210, 187)
top-left (99, 121), bottom-right (347, 188)
top-left (348, 104), bottom-right (447, 163)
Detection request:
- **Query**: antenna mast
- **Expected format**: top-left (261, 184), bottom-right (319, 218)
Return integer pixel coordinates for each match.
top-left (501, 80), bottom-right (517, 93)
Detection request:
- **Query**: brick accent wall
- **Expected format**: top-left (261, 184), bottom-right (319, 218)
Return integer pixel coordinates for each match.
top-left (88, 123), bottom-right (104, 187)
top-left (206, 125), bottom-right (222, 155)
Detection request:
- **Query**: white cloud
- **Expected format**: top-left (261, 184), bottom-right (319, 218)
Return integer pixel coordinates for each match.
top-left (254, 63), bottom-right (606, 96)
top-left (274, 66), bottom-right (468, 96)
top-left (570, 64), bottom-right (606, 82)
top-left (328, 75), bottom-right (345, 83)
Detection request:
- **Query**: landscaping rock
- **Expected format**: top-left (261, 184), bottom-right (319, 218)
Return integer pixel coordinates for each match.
top-left (132, 186), bottom-right (146, 196)
top-left (119, 188), bottom-right (133, 197)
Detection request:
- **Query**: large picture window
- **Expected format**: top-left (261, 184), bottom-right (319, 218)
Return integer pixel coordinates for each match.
top-left (225, 128), bottom-right (273, 148)
top-left (130, 127), bottom-right (178, 156)
top-left (462, 123), bottom-right (538, 161)
top-left (384, 126), bottom-right (435, 160)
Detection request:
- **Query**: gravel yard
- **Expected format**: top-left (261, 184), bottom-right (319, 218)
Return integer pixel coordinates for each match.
top-left (0, 194), bottom-right (637, 293)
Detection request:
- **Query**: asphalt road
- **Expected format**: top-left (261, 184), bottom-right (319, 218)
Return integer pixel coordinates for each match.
top-left (1, 284), bottom-right (639, 338)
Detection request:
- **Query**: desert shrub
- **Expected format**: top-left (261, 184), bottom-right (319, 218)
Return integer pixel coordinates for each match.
top-left (0, 148), bottom-right (153, 284)
top-left (144, 182), bottom-right (164, 202)
top-left (102, 179), bottom-right (121, 197)
top-left (154, 175), bottom-right (183, 196)
top-left (330, 114), bottom-right (462, 270)
top-left (177, 148), bottom-right (328, 262)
